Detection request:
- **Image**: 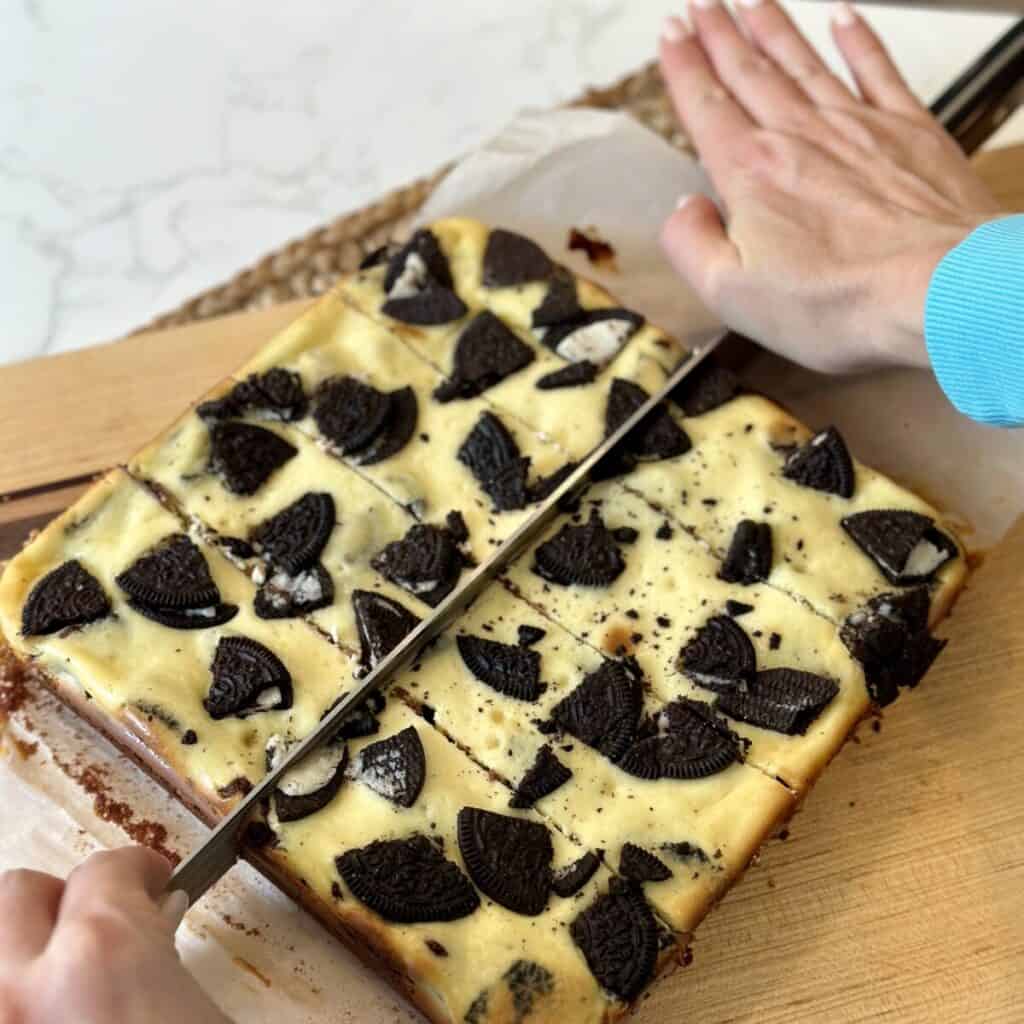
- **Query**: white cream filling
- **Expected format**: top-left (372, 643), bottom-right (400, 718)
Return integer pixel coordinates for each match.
top-left (903, 539), bottom-right (948, 579)
top-left (387, 252), bottom-right (428, 300)
top-left (267, 734), bottom-right (347, 797)
top-left (554, 318), bottom-right (633, 365)
top-left (184, 606), bottom-right (218, 619)
top-left (263, 568), bottom-right (324, 608)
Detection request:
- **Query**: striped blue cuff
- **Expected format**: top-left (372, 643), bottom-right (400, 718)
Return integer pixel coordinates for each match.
top-left (924, 215), bottom-right (1024, 428)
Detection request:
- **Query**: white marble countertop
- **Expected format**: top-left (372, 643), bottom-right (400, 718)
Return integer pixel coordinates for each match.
top-left (2, 1), bottom-right (1020, 368)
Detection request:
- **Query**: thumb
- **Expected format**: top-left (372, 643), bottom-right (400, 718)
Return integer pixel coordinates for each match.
top-left (660, 194), bottom-right (740, 308)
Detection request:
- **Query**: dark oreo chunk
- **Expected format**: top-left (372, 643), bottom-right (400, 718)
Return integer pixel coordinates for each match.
top-left (321, 688), bottom-right (386, 740)
top-left (254, 563), bottom-right (334, 619)
top-left (383, 229), bottom-right (454, 292)
top-left (841, 509), bottom-right (957, 585)
top-left (509, 745), bottom-right (572, 809)
top-left (531, 268), bottom-right (583, 328)
top-left (21, 560), bottom-right (110, 636)
top-left (336, 834), bottom-right (479, 923)
top-left (725, 599), bottom-right (754, 618)
top-left (550, 660), bottom-right (642, 762)
top-left (501, 960), bottom-right (555, 1018)
top-left (204, 636), bottom-right (293, 720)
top-left (250, 492), bottom-right (335, 574)
top-left (352, 590), bottom-right (421, 675)
top-left (528, 462), bottom-right (579, 505)
top-left (456, 634), bottom-right (542, 701)
top-left (433, 312), bottom-right (534, 402)
top-left (382, 286), bottom-right (468, 326)
top-left (541, 309), bottom-right (644, 365)
top-left (617, 698), bottom-right (740, 781)
top-left (669, 358), bottom-right (739, 416)
top-left (719, 520), bottom-right (773, 585)
top-left (358, 243), bottom-right (394, 270)
top-left (517, 624), bottom-right (546, 647)
top-left (457, 412), bottom-right (531, 512)
top-left (782, 426), bottom-right (855, 498)
top-left (268, 735), bottom-right (348, 824)
top-left (125, 600), bottom-right (238, 631)
top-left (840, 589), bottom-right (945, 706)
top-left (209, 422), bottom-right (297, 495)
top-left (604, 379), bottom-right (691, 463)
top-left (570, 877), bottom-right (659, 1001)
top-left (483, 228), bottom-right (554, 287)
top-left (716, 668), bottom-right (839, 735)
top-left (197, 369), bottom-right (307, 423)
top-left (117, 534), bottom-right (218, 609)
top-left (551, 850), bottom-right (601, 898)
top-left (457, 807), bottom-right (553, 916)
top-left (532, 509), bottom-right (626, 588)
top-left (678, 615), bottom-right (756, 693)
top-left (370, 523), bottom-right (466, 607)
top-left (357, 387), bottom-right (418, 466)
top-left (536, 361), bottom-right (598, 391)
top-left (312, 376), bottom-right (389, 453)
top-left (351, 726), bottom-right (426, 808)
top-left (619, 844), bottom-right (672, 883)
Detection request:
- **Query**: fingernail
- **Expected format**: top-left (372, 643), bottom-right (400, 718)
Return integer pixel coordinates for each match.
top-left (691, 0), bottom-right (721, 9)
top-left (160, 889), bottom-right (189, 930)
top-left (661, 15), bottom-right (692, 43)
top-left (676, 195), bottom-right (698, 211)
top-left (737, 0), bottom-right (766, 7)
top-left (831, 1), bottom-right (858, 27)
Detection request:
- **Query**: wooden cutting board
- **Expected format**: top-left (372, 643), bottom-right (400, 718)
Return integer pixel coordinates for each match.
top-left (2, 145), bottom-right (1023, 1021)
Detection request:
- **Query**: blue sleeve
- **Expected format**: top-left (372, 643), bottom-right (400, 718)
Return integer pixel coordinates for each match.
top-left (923, 214), bottom-right (1024, 427)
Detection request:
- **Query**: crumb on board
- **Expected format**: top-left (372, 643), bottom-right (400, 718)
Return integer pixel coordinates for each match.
top-left (567, 226), bottom-right (617, 268)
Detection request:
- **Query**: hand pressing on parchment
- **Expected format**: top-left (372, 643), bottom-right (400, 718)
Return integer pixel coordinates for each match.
top-left (659, 0), bottom-right (1003, 373)
top-left (0, 847), bottom-right (230, 1024)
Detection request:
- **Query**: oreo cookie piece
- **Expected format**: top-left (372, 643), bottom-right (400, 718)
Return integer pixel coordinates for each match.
top-left (209, 421), bottom-right (297, 495)
top-left (457, 807), bottom-right (553, 916)
top-left (254, 564), bottom-right (334, 619)
top-left (619, 844), bottom-right (672, 883)
top-left (532, 509), bottom-right (626, 588)
top-left (551, 850), bottom-right (601, 898)
top-left (312, 378), bottom-right (418, 465)
top-left (677, 615), bottom-right (756, 692)
top-left (456, 634), bottom-right (542, 701)
top-left (350, 726), bottom-right (426, 808)
top-left (358, 243), bottom-right (395, 270)
top-left (508, 746), bottom-right (572, 809)
top-left (840, 589), bottom-right (945, 706)
top-left (617, 698), bottom-right (740, 781)
top-left (725, 599), bottom-right (754, 618)
top-left (782, 426), bottom-right (855, 498)
top-left (197, 369), bottom-right (307, 423)
top-left (337, 835), bottom-right (479, 923)
top-left (527, 461), bottom-right (579, 505)
top-left (841, 509), bottom-right (958, 585)
top-left (669, 358), bottom-right (739, 416)
top-left (204, 636), bottom-right (293, 720)
top-left (716, 668), bottom-right (839, 735)
top-left (352, 590), bottom-right (421, 676)
top-left (483, 228), bottom-right (554, 288)
top-left (21, 560), bottom-right (111, 637)
top-left (542, 309), bottom-right (644, 366)
top-left (604, 379), bottom-right (691, 463)
top-left (433, 312), bottom-right (534, 402)
top-left (382, 286), bottom-right (468, 326)
top-left (266, 733), bottom-right (348, 823)
top-left (356, 387), bottom-right (419, 466)
top-left (718, 520), bottom-right (773, 585)
top-left (371, 522), bottom-right (467, 607)
top-left (383, 229), bottom-right (454, 293)
top-left (536, 361), bottom-right (598, 391)
top-left (322, 688), bottom-right (387, 740)
top-left (550, 660), bottom-right (642, 762)
top-left (531, 268), bottom-right (582, 328)
top-left (570, 877), bottom-right (659, 1001)
top-left (517, 624), bottom-right (546, 647)
top-left (456, 412), bottom-right (531, 512)
top-left (250, 492), bottom-right (335, 575)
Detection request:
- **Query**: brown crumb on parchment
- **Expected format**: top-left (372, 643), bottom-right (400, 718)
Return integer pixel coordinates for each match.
top-left (568, 227), bottom-right (617, 269)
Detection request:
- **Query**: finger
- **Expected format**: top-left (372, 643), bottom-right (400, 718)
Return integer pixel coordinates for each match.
top-left (0, 869), bottom-right (64, 962)
top-left (58, 846), bottom-right (172, 927)
top-left (735, 0), bottom-right (855, 109)
top-left (661, 194), bottom-right (741, 309)
top-left (687, 0), bottom-right (816, 131)
top-left (830, 2), bottom-right (926, 117)
top-left (659, 15), bottom-right (756, 189)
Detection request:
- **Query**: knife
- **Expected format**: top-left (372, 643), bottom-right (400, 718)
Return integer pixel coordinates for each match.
top-left (167, 18), bottom-right (1024, 907)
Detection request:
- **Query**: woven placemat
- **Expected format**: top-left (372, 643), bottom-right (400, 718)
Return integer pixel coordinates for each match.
top-left (139, 62), bottom-right (684, 333)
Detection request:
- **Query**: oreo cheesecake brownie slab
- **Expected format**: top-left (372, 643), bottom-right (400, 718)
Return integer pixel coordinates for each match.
top-left (623, 386), bottom-right (967, 633)
top-left (0, 469), bottom-right (366, 818)
top-left (392, 587), bottom-right (794, 935)
top-left (258, 695), bottom-right (681, 1023)
top-left (502, 482), bottom-right (878, 792)
top-left (339, 218), bottom-right (691, 460)
top-left (222, 291), bottom-right (577, 563)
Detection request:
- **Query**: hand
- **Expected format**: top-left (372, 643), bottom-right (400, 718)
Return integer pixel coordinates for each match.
top-left (0, 847), bottom-right (231, 1024)
top-left (658, 0), bottom-right (1003, 373)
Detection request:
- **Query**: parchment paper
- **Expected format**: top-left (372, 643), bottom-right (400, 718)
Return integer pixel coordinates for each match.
top-left (2, 107), bottom-right (1022, 1023)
